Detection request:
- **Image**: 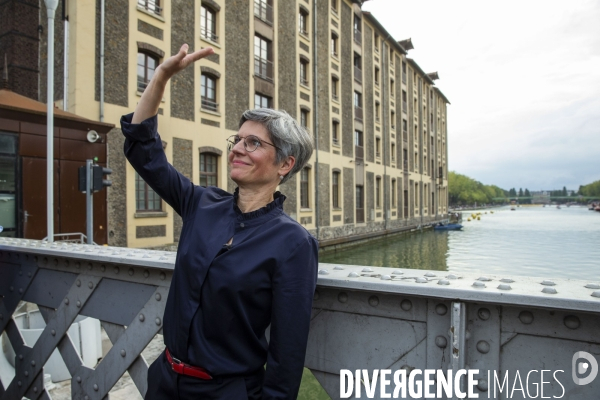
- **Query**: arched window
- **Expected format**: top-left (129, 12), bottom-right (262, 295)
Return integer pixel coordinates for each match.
top-left (201, 74), bottom-right (218, 112)
top-left (200, 153), bottom-right (218, 187)
top-left (200, 4), bottom-right (219, 43)
top-left (137, 52), bottom-right (159, 92)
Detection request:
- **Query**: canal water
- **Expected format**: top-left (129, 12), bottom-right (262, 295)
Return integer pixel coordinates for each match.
top-left (298, 205), bottom-right (600, 399)
top-left (320, 205), bottom-right (600, 280)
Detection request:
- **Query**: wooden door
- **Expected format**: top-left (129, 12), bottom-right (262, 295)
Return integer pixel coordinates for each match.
top-left (22, 157), bottom-right (59, 239)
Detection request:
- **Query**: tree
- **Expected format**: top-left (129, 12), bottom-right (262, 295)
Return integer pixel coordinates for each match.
top-left (448, 171), bottom-right (508, 206)
top-left (562, 186), bottom-right (567, 197)
top-left (519, 188), bottom-right (523, 197)
top-left (509, 188), bottom-right (516, 197)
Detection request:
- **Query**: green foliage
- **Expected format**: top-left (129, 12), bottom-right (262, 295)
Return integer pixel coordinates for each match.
top-left (448, 171), bottom-right (507, 205)
top-left (579, 180), bottom-right (600, 198)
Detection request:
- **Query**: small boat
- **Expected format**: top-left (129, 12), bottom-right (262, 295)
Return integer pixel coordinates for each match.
top-left (434, 223), bottom-right (463, 231)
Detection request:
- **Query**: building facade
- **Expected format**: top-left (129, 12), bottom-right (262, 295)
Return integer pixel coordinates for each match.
top-left (2, 0), bottom-right (449, 248)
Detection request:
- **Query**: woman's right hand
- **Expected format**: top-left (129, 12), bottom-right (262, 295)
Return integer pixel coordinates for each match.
top-left (156, 44), bottom-right (214, 81)
top-left (132, 44), bottom-right (214, 124)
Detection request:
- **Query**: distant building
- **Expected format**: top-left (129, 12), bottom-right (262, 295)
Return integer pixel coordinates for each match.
top-left (1, 0), bottom-right (450, 248)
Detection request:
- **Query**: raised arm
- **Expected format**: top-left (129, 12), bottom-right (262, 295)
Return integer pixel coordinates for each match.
top-left (132, 44), bottom-right (214, 124)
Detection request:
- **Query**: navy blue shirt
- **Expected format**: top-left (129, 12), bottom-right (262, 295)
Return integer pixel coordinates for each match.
top-left (121, 114), bottom-right (319, 399)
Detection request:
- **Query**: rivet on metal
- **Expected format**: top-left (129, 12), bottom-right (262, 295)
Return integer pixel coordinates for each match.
top-left (476, 340), bottom-right (490, 354)
top-left (415, 277), bottom-right (428, 283)
top-left (31, 360), bottom-right (35, 366)
top-left (155, 317), bottom-right (162, 325)
top-left (435, 336), bottom-right (447, 348)
top-left (381, 275), bottom-right (392, 280)
top-left (121, 350), bottom-right (126, 357)
top-left (144, 270), bottom-right (150, 278)
top-left (478, 308), bottom-right (491, 321)
top-left (77, 376), bottom-right (81, 383)
top-left (400, 299), bottom-right (412, 311)
top-left (76, 301), bottom-right (81, 308)
top-left (155, 293), bottom-right (162, 301)
top-left (27, 272), bottom-right (32, 278)
top-left (129, 268), bottom-right (134, 276)
top-left (542, 287), bottom-right (557, 294)
top-left (33, 386), bottom-right (37, 393)
top-left (435, 304), bottom-right (447, 315)
top-left (564, 315), bottom-right (580, 330)
top-left (478, 277), bottom-right (491, 282)
top-left (51, 329), bottom-right (56, 336)
top-left (64, 298), bottom-right (69, 305)
top-left (93, 384), bottom-right (99, 391)
top-left (338, 292), bottom-right (348, 303)
top-left (43, 257), bottom-right (48, 264)
top-left (318, 269), bottom-right (329, 275)
top-left (75, 262), bottom-right (80, 269)
top-left (9, 286), bottom-right (13, 292)
top-left (368, 296), bottom-right (379, 307)
top-left (88, 282), bottom-right (93, 289)
top-left (446, 274), bottom-right (458, 279)
top-left (17, 381), bottom-right (21, 387)
top-left (18, 288), bottom-right (23, 294)
top-left (437, 279), bottom-right (450, 285)
top-left (19, 354), bottom-right (23, 360)
top-left (100, 265), bottom-right (106, 272)
top-left (519, 311), bottom-right (534, 324)
top-left (24, 371), bottom-right (29, 377)
top-left (114, 266), bottom-right (120, 274)
top-left (472, 281), bottom-right (486, 288)
top-left (87, 263), bottom-right (93, 270)
top-left (541, 280), bottom-right (556, 286)
top-left (160, 272), bottom-right (166, 280)
top-left (139, 314), bottom-right (145, 322)
top-left (498, 284), bottom-right (512, 291)
top-left (477, 378), bottom-right (488, 392)
top-left (64, 259), bottom-right (69, 267)
top-left (424, 272), bottom-right (436, 277)
top-left (362, 267), bottom-right (373, 272)
top-left (585, 283), bottom-right (600, 289)
top-left (313, 290), bottom-right (320, 300)
top-left (348, 272), bottom-right (360, 278)
top-left (54, 258), bottom-right (59, 266)
top-left (592, 291), bottom-right (600, 298)
top-left (392, 270), bottom-right (404, 275)
top-left (76, 279), bottom-right (81, 287)
top-left (500, 278), bottom-right (514, 283)
top-left (334, 266), bottom-right (344, 270)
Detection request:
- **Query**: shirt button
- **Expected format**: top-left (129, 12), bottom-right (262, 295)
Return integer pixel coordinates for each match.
top-left (240, 223), bottom-right (245, 228)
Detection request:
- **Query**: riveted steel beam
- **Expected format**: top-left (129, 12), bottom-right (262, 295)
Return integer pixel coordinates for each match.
top-left (1, 274), bottom-right (102, 400)
top-left (72, 286), bottom-right (168, 400)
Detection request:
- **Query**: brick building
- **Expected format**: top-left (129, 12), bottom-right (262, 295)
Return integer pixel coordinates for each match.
top-left (0, 0), bottom-right (450, 248)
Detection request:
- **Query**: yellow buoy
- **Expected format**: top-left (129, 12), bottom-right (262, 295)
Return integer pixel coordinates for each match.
top-left (467, 218), bottom-right (471, 221)
top-left (477, 216), bottom-right (481, 220)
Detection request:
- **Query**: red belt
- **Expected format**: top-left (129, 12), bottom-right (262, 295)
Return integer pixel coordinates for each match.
top-left (165, 348), bottom-right (213, 380)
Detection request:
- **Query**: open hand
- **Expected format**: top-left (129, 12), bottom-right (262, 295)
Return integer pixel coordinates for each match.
top-left (157, 44), bottom-right (214, 80)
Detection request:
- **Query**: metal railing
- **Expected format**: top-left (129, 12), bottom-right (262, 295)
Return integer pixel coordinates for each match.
top-left (1, 240), bottom-right (600, 399)
top-left (354, 106), bottom-right (363, 121)
top-left (41, 233), bottom-right (91, 244)
top-left (254, 0), bottom-right (273, 25)
top-left (254, 56), bottom-right (274, 82)
top-left (200, 27), bottom-right (219, 43)
top-left (353, 66), bottom-right (362, 82)
top-left (201, 98), bottom-right (219, 112)
top-left (137, 0), bottom-right (162, 15)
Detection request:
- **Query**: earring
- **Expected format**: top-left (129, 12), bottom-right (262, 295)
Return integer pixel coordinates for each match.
top-left (280, 175), bottom-right (284, 180)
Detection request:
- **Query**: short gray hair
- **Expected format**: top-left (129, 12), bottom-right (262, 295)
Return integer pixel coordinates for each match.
top-left (239, 108), bottom-right (314, 184)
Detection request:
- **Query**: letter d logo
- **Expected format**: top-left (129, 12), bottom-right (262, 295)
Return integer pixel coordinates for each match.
top-left (572, 351), bottom-right (598, 385)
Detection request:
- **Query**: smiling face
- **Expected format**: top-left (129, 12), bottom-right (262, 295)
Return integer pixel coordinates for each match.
top-left (228, 120), bottom-right (294, 191)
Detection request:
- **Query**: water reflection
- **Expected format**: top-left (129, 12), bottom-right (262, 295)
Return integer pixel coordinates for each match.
top-left (321, 229), bottom-right (450, 272)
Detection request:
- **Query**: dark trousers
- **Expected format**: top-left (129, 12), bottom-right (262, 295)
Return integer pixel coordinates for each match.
top-left (146, 351), bottom-right (264, 400)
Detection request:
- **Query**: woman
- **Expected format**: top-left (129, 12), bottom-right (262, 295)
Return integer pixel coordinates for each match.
top-left (121, 44), bottom-right (318, 399)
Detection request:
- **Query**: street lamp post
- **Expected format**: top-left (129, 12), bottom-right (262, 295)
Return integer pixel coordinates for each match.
top-left (45, 0), bottom-right (59, 243)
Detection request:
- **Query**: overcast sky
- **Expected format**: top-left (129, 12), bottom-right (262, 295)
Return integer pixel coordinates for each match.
top-left (362, 0), bottom-right (600, 191)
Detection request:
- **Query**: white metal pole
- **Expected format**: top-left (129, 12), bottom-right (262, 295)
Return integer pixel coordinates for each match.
top-left (45, 0), bottom-right (59, 243)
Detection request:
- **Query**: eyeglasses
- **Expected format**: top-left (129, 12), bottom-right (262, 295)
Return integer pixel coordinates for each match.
top-left (227, 135), bottom-right (280, 153)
